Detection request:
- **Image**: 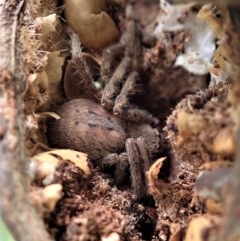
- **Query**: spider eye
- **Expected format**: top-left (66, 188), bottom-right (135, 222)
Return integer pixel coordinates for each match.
top-left (92, 78), bottom-right (103, 90)
top-left (92, 76), bottom-right (102, 89)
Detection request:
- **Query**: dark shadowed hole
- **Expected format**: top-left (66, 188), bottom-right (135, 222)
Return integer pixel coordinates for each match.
top-left (135, 212), bottom-right (157, 240)
top-left (158, 155), bottom-right (172, 182)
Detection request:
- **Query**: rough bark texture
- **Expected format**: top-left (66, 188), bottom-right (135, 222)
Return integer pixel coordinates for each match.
top-left (0, 1), bottom-right (52, 241)
top-left (219, 6), bottom-right (240, 241)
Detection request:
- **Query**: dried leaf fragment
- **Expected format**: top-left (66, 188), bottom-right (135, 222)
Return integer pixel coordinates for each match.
top-left (30, 184), bottom-right (63, 213)
top-left (176, 110), bottom-right (207, 142)
top-left (42, 184), bottom-right (63, 211)
top-left (35, 14), bottom-right (60, 45)
top-left (31, 149), bottom-right (90, 185)
top-left (39, 51), bottom-right (65, 110)
top-left (45, 51), bottom-right (65, 83)
top-left (147, 157), bottom-right (166, 197)
top-left (101, 232), bottom-right (120, 241)
top-left (64, 0), bottom-right (120, 49)
top-left (34, 112), bottom-right (60, 120)
top-left (184, 215), bottom-right (220, 241)
top-left (212, 127), bottom-right (235, 156)
top-left (24, 51), bottom-right (65, 112)
top-left (169, 223), bottom-right (182, 241)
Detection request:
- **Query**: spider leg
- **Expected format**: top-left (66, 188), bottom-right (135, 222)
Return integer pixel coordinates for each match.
top-left (114, 153), bottom-right (129, 184)
top-left (101, 56), bottom-right (131, 110)
top-left (124, 6), bottom-right (142, 68)
top-left (100, 138), bottom-right (151, 198)
top-left (101, 153), bottom-right (129, 185)
top-left (101, 42), bottom-right (125, 86)
top-left (113, 71), bottom-right (159, 125)
top-left (135, 137), bottom-right (151, 173)
top-left (126, 137), bottom-right (151, 199)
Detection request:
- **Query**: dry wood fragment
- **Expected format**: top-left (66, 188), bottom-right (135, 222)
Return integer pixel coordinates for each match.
top-left (0, 1), bottom-right (52, 241)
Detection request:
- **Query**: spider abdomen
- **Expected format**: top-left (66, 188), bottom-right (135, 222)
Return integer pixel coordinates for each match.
top-left (47, 99), bottom-right (126, 160)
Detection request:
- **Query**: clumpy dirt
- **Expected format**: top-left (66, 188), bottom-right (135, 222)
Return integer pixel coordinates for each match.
top-left (4, 1), bottom-right (239, 241)
top-left (46, 168), bottom-right (153, 241)
top-left (165, 83), bottom-right (234, 168)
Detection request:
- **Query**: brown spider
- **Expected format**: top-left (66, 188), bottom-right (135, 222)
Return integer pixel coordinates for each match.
top-left (46, 6), bottom-right (159, 199)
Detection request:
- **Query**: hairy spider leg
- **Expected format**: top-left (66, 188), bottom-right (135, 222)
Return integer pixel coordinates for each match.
top-left (101, 56), bottom-right (131, 109)
top-left (126, 137), bottom-right (151, 199)
top-left (100, 152), bottom-right (129, 184)
top-left (113, 71), bottom-right (159, 124)
top-left (101, 42), bottom-right (125, 86)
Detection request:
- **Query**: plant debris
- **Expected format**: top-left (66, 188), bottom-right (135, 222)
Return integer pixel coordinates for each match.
top-left (1, 0), bottom-right (240, 241)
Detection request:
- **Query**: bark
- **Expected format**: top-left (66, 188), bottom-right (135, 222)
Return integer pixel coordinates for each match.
top-left (220, 6), bottom-right (240, 241)
top-left (219, 131), bottom-right (240, 241)
top-left (0, 1), bottom-right (52, 241)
